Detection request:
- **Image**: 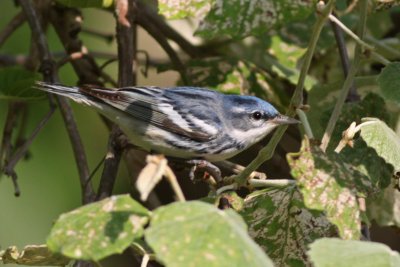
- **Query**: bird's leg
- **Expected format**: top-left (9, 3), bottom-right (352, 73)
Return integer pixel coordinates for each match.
top-left (187, 159), bottom-right (222, 183)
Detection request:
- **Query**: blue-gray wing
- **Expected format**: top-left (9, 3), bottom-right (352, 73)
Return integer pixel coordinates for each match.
top-left (80, 85), bottom-right (222, 142)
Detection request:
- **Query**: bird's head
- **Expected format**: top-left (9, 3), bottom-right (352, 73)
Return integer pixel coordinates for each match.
top-left (223, 95), bottom-right (299, 146)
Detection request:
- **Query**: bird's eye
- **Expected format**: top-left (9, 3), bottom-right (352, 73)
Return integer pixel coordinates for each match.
top-left (252, 111), bottom-right (263, 120)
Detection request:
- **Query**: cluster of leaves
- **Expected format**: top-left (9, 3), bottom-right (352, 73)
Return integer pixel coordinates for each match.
top-left (2, 0), bottom-right (400, 266)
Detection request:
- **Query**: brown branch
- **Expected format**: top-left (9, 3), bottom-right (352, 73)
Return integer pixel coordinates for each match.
top-left (96, 0), bottom-right (137, 200)
top-left (137, 9), bottom-right (188, 84)
top-left (330, 12), bottom-right (360, 102)
top-left (20, 0), bottom-right (96, 203)
top-left (0, 11), bottom-right (26, 48)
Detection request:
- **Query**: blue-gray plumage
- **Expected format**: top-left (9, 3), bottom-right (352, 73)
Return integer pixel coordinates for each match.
top-left (35, 82), bottom-right (298, 161)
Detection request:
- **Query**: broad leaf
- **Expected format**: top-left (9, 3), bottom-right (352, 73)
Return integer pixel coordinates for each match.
top-left (360, 118), bottom-right (400, 172)
top-left (287, 138), bottom-right (371, 239)
top-left (55, 0), bottom-right (113, 8)
top-left (0, 245), bottom-right (69, 266)
top-left (197, 0), bottom-right (316, 38)
top-left (321, 94), bottom-right (393, 190)
top-left (158, 0), bottom-right (212, 19)
top-left (47, 195), bottom-right (150, 261)
top-left (240, 186), bottom-right (336, 266)
top-left (145, 201), bottom-right (273, 267)
top-left (308, 238), bottom-right (400, 267)
top-left (0, 67), bottom-right (44, 101)
top-left (378, 62), bottom-right (400, 103)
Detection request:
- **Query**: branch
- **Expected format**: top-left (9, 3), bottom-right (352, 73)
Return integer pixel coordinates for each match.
top-left (234, 1), bottom-right (334, 185)
top-left (136, 5), bottom-right (188, 84)
top-left (330, 12), bottom-right (359, 102)
top-left (20, 0), bottom-right (96, 203)
top-left (0, 11), bottom-right (26, 48)
top-left (96, 0), bottom-right (137, 200)
top-left (320, 0), bottom-right (368, 152)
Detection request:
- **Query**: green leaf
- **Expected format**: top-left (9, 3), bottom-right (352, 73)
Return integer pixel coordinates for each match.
top-left (319, 94), bottom-right (393, 191)
top-left (0, 245), bottom-right (70, 266)
top-left (308, 238), bottom-right (400, 267)
top-left (360, 118), bottom-right (400, 172)
top-left (0, 67), bottom-right (44, 101)
top-left (197, 0), bottom-right (316, 39)
top-left (158, 0), bottom-right (213, 19)
top-left (287, 138), bottom-right (373, 240)
top-left (55, 0), bottom-right (113, 8)
top-left (240, 186), bottom-right (336, 266)
top-left (378, 62), bottom-right (400, 103)
top-left (145, 201), bottom-right (273, 267)
top-left (269, 36), bottom-right (316, 89)
top-left (367, 180), bottom-right (400, 227)
top-left (47, 195), bottom-right (150, 261)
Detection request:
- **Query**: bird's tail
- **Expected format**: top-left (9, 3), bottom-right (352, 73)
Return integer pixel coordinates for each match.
top-left (34, 81), bottom-right (95, 106)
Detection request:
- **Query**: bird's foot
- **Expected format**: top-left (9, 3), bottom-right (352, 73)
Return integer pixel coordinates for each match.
top-left (187, 159), bottom-right (222, 183)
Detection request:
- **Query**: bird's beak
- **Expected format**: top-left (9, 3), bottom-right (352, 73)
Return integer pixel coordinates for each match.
top-left (272, 114), bottom-right (300, 125)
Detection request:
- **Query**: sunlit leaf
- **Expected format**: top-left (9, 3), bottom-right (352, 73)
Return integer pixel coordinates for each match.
top-left (308, 238), bottom-right (400, 267)
top-left (0, 67), bottom-right (44, 101)
top-left (310, 94), bottom-right (393, 190)
top-left (145, 201), bottom-right (273, 267)
top-left (287, 138), bottom-right (373, 239)
top-left (359, 118), bottom-right (400, 172)
top-left (197, 0), bottom-right (316, 38)
top-left (241, 186), bottom-right (336, 266)
top-left (47, 195), bottom-right (150, 261)
top-left (158, 0), bottom-right (213, 19)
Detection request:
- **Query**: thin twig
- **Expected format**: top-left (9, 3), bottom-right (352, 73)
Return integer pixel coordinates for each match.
top-left (330, 12), bottom-right (359, 102)
top-left (0, 11), bottom-right (26, 48)
top-left (96, 126), bottom-right (124, 200)
top-left (328, 13), bottom-right (374, 51)
top-left (3, 104), bottom-right (55, 196)
top-left (296, 109), bottom-right (314, 139)
top-left (165, 166), bottom-right (186, 202)
top-left (234, 1), bottom-right (334, 185)
top-left (137, 9), bottom-right (188, 84)
top-left (320, 0), bottom-right (368, 152)
top-left (248, 178), bottom-right (296, 188)
top-left (22, 0), bottom-right (96, 203)
top-left (96, 0), bottom-right (137, 200)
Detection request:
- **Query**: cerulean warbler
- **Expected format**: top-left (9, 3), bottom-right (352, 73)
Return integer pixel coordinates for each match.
top-left (36, 82), bottom-right (298, 161)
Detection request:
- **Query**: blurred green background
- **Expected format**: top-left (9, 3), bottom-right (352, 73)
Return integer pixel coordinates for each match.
top-left (0, 1), bottom-right (179, 263)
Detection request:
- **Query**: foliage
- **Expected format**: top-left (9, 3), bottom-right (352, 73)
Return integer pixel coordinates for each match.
top-left (1, 0), bottom-right (400, 267)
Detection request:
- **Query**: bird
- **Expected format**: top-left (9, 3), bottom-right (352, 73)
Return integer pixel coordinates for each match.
top-left (35, 82), bottom-right (299, 162)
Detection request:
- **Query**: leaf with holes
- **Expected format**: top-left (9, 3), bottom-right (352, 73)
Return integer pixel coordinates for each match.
top-left (47, 195), bottom-right (150, 261)
top-left (308, 238), bottom-right (400, 267)
top-left (0, 67), bottom-right (44, 101)
top-left (287, 138), bottom-right (373, 239)
top-left (0, 245), bottom-right (70, 266)
top-left (240, 186), bottom-right (336, 266)
top-left (197, 0), bottom-right (316, 38)
top-left (55, 0), bottom-right (114, 8)
top-left (145, 201), bottom-right (273, 267)
top-left (158, 0), bottom-right (213, 19)
top-left (359, 118), bottom-right (400, 173)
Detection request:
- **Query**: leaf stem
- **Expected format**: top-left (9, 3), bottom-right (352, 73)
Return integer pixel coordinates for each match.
top-left (296, 109), bottom-right (314, 139)
top-left (320, 0), bottom-right (368, 152)
top-left (234, 0), bottom-right (334, 185)
top-left (328, 13), bottom-right (374, 51)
